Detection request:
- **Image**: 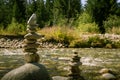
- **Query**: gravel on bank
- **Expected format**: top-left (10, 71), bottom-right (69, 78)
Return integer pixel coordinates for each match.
top-left (0, 34), bottom-right (120, 48)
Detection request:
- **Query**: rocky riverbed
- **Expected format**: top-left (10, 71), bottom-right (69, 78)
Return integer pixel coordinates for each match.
top-left (0, 36), bottom-right (65, 48)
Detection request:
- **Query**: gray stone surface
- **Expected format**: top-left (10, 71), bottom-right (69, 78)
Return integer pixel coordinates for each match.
top-left (1, 63), bottom-right (52, 80)
top-left (52, 76), bottom-right (69, 80)
top-left (27, 13), bottom-right (37, 26)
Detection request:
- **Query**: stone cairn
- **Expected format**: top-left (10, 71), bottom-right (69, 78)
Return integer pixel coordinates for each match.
top-left (68, 52), bottom-right (85, 80)
top-left (1, 13), bottom-right (52, 80)
top-left (24, 13), bottom-right (42, 63)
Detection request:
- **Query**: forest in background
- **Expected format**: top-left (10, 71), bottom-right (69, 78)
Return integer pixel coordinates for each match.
top-left (0, 0), bottom-right (120, 34)
top-left (1, 0), bottom-right (120, 48)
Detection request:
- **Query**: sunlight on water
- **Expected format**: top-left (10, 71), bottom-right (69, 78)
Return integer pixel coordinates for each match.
top-left (0, 48), bottom-right (120, 80)
top-left (1, 49), bottom-right (24, 55)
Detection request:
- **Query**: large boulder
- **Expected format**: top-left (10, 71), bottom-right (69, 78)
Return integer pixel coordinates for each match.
top-left (1, 63), bottom-right (52, 80)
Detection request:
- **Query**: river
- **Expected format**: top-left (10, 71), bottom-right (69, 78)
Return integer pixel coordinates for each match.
top-left (0, 48), bottom-right (120, 80)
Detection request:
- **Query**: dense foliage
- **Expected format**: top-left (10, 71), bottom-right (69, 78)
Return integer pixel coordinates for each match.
top-left (85, 0), bottom-right (118, 33)
top-left (0, 0), bottom-right (120, 35)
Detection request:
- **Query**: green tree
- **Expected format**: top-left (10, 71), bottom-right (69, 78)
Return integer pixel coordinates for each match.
top-left (45, 0), bottom-right (54, 26)
top-left (12, 0), bottom-right (26, 23)
top-left (85, 0), bottom-right (118, 33)
top-left (36, 0), bottom-right (46, 28)
top-left (52, 0), bottom-right (62, 25)
top-left (0, 0), bottom-right (13, 27)
top-left (59, 0), bottom-right (81, 22)
top-left (116, 2), bottom-right (120, 16)
top-left (52, 0), bottom-right (81, 25)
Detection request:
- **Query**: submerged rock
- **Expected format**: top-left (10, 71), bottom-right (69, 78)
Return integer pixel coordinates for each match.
top-left (99, 68), bottom-right (116, 80)
top-left (101, 73), bottom-right (116, 80)
top-left (1, 63), bottom-right (52, 80)
top-left (52, 76), bottom-right (69, 80)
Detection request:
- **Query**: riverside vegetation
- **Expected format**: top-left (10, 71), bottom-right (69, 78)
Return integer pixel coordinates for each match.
top-left (1, 12), bottom-right (120, 48)
top-left (0, 26), bottom-right (120, 48)
top-left (0, 25), bottom-right (120, 48)
top-left (0, 0), bottom-right (120, 48)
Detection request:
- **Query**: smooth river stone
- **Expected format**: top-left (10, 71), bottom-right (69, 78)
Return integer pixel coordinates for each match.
top-left (24, 53), bottom-right (40, 63)
top-left (52, 76), bottom-right (69, 80)
top-left (27, 13), bottom-right (37, 26)
top-left (24, 48), bottom-right (37, 53)
top-left (1, 63), bottom-right (52, 80)
top-left (27, 25), bottom-right (37, 32)
top-left (23, 43), bottom-right (39, 49)
top-left (24, 32), bottom-right (41, 39)
top-left (24, 39), bottom-right (37, 44)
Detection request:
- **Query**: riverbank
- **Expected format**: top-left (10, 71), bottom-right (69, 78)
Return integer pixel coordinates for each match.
top-left (0, 34), bottom-right (120, 48)
top-left (0, 35), bottom-right (65, 48)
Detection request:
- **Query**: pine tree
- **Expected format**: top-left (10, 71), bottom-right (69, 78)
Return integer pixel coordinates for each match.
top-left (0, 0), bottom-right (13, 27)
top-left (36, 0), bottom-right (46, 27)
top-left (12, 0), bottom-right (26, 23)
top-left (52, 0), bottom-right (81, 24)
top-left (45, 0), bottom-right (54, 26)
top-left (59, 0), bottom-right (81, 22)
top-left (85, 0), bottom-right (118, 33)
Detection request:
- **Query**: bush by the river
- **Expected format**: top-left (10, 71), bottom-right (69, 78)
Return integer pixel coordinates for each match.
top-left (39, 27), bottom-right (120, 48)
top-left (0, 16), bottom-right (120, 48)
top-left (69, 35), bottom-right (120, 48)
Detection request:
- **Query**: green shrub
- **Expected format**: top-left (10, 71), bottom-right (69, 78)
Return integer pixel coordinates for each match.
top-left (77, 23), bottom-right (99, 33)
top-left (112, 41), bottom-right (120, 48)
top-left (6, 18), bottom-right (26, 35)
top-left (104, 15), bottom-right (120, 34)
top-left (76, 12), bottom-right (93, 24)
top-left (88, 36), bottom-right (114, 48)
top-left (75, 12), bottom-right (99, 33)
top-left (69, 36), bottom-right (119, 48)
top-left (0, 24), bottom-right (5, 35)
top-left (69, 39), bottom-right (90, 48)
top-left (39, 26), bottom-right (78, 45)
top-left (87, 36), bottom-right (103, 48)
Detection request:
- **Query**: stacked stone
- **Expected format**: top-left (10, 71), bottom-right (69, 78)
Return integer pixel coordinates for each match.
top-left (1, 13), bottom-right (52, 80)
top-left (23, 13), bottom-right (42, 63)
top-left (68, 52), bottom-right (84, 80)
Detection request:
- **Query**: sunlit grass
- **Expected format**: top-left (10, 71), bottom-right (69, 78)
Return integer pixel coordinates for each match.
top-left (38, 26), bottom-right (79, 44)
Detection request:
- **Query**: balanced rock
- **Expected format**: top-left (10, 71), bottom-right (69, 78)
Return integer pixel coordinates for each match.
top-left (24, 53), bottom-right (40, 63)
top-left (23, 43), bottom-right (39, 49)
top-left (24, 39), bottom-right (37, 44)
top-left (1, 63), bottom-right (52, 80)
top-left (27, 13), bottom-right (37, 26)
top-left (24, 48), bottom-right (37, 53)
top-left (24, 32), bottom-right (42, 40)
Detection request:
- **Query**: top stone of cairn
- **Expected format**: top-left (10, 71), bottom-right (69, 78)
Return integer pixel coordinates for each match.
top-left (27, 13), bottom-right (37, 26)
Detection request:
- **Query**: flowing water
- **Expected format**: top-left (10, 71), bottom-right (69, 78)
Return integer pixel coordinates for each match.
top-left (0, 48), bottom-right (120, 80)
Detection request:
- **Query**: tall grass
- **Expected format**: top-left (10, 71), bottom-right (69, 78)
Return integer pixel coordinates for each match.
top-left (38, 26), bottom-right (79, 45)
top-left (38, 26), bottom-right (120, 48)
